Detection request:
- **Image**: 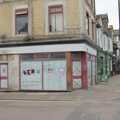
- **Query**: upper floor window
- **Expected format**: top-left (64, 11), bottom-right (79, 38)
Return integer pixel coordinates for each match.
top-left (86, 13), bottom-right (89, 35)
top-left (116, 36), bottom-right (119, 42)
top-left (92, 20), bottom-right (94, 40)
top-left (15, 8), bottom-right (28, 35)
top-left (48, 5), bottom-right (63, 32)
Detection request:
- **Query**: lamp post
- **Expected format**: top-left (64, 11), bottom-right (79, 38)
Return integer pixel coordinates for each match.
top-left (118, 0), bottom-right (120, 41)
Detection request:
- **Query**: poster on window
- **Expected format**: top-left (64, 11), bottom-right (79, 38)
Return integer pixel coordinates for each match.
top-left (73, 61), bottom-right (82, 89)
top-left (21, 61), bottom-right (42, 90)
top-left (0, 64), bottom-right (8, 88)
top-left (43, 60), bottom-right (67, 90)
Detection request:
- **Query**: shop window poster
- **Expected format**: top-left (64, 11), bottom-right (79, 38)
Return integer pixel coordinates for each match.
top-left (21, 61), bottom-right (42, 90)
top-left (73, 61), bottom-right (82, 89)
top-left (0, 64), bottom-right (8, 88)
top-left (43, 60), bottom-right (67, 90)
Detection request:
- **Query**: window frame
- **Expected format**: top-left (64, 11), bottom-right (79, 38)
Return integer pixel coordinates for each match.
top-left (86, 12), bottom-right (90, 35)
top-left (15, 8), bottom-right (28, 35)
top-left (48, 4), bottom-right (64, 33)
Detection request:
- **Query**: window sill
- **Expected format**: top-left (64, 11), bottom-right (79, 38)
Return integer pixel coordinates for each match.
top-left (45, 31), bottom-right (68, 37)
top-left (13, 33), bottom-right (29, 37)
top-left (47, 31), bottom-right (65, 35)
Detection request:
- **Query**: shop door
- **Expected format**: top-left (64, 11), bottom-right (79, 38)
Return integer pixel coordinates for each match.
top-left (73, 61), bottom-right (82, 89)
top-left (21, 61), bottom-right (42, 90)
top-left (0, 64), bottom-right (8, 89)
top-left (43, 60), bottom-right (67, 90)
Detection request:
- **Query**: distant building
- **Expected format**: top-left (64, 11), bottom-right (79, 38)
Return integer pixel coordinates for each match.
top-left (112, 29), bottom-right (120, 74)
top-left (96, 14), bottom-right (113, 82)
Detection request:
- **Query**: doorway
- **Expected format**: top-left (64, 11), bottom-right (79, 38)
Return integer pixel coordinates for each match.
top-left (0, 64), bottom-right (8, 89)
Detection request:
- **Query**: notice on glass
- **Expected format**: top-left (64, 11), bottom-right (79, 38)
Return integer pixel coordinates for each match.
top-left (21, 61), bottom-right (42, 90)
top-left (73, 61), bottom-right (82, 89)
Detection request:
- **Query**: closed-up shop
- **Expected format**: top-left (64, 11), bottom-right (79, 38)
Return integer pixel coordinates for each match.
top-left (0, 42), bottom-right (97, 91)
top-left (20, 52), bottom-right (67, 91)
top-left (0, 0), bottom-right (97, 92)
top-left (43, 60), bottom-right (67, 90)
top-left (21, 61), bottom-right (43, 90)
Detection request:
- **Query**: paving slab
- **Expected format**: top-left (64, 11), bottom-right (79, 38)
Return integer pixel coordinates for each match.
top-left (0, 75), bottom-right (119, 101)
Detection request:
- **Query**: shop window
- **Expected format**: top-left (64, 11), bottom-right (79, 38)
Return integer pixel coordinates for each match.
top-left (72, 53), bottom-right (82, 89)
top-left (15, 8), bottom-right (28, 35)
top-left (48, 5), bottom-right (64, 32)
top-left (21, 53), bottom-right (65, 61)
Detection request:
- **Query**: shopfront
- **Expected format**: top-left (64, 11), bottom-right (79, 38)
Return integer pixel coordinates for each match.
top-left (0, 42), bottom-right (97, 91)
top-left (20, 53), bottom-right (67, 91)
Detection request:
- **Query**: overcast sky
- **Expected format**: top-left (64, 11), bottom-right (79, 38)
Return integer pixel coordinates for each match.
top-left (95, 0), bottom-right (119, 29)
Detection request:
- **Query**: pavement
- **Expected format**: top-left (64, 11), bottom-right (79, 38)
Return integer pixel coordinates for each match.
top-left (0, 75), bottom-right (119, 101)
top-left (0, 75), bottom-right (120, 120)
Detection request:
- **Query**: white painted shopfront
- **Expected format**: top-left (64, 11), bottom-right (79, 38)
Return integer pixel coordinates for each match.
top-left (43, 60), bottom-right (67, 90)
top-left (0, 43), bottom-right (97, 91)
top-left (0, 43), bottom-right (96, 55)
top-left (21, 60), bottom-right (67, 91)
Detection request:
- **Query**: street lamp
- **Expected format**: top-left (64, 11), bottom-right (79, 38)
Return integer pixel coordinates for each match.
top-left (118, 0), bottom-right (120, 41)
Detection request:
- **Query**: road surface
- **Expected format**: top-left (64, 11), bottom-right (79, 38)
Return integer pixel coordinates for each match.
top-left (0, 75), bottom-right (120, 120)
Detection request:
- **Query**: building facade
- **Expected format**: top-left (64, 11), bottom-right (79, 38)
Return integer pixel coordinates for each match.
top-left (96, 14), bottom-right (113, 83)
top-left (112, 30), bottom-right (120, 74)
top-left (0, 0), bottom-right (97, 91)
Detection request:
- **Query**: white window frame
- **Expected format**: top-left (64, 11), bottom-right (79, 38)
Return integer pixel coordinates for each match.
top-left (45, 0), bottom-right (66, 34)
top-left (48, 4), bottom-right (64, 32)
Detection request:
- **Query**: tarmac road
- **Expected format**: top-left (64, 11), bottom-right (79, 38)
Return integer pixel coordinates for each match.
top-left (0, 75), bottom-right (120, 120)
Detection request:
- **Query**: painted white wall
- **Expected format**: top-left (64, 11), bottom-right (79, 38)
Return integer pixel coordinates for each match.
top-left (0, 43), bottom-right (97, 56)
top-left (109, 37), bottom-right (113, 52)
top-left (104, 35), bottom-right (108, 51)
top-left (97, 27), bottom-right (113, 53)
top-left (97, 28), bottom-right (104, 49)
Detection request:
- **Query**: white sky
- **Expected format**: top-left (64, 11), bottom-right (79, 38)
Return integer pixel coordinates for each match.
top-left (95, 0), bottom-right (119, 29)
